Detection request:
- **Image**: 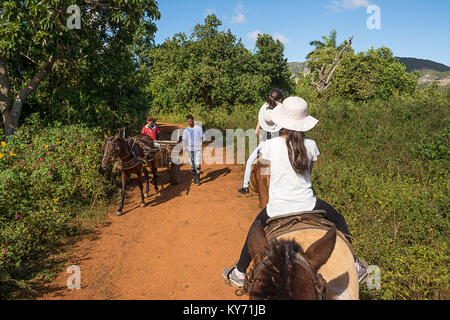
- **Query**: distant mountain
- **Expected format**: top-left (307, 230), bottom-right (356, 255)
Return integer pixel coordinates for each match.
top-left (287, 61), bottom-right (309, 76)
top-left (416, 69), bottom-right (450, 87)
top-left (288, 58), bottom-right (450, 87)
top-left (396, 57), bottom-right (450, 73)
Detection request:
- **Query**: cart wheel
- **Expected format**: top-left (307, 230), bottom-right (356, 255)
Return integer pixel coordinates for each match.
top-left (170, 162), bottom-right (180, 185)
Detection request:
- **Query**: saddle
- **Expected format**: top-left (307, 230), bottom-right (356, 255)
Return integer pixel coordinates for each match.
top-left (130, 135), bottom-right (160, 164)
top-left (265, 210), bottom-right (354, 255)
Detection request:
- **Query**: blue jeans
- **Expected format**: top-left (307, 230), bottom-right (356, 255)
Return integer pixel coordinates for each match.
top-left (242, 141), bottom-right (264, 188)
top-left (190, 150), bottom-right (202, 175)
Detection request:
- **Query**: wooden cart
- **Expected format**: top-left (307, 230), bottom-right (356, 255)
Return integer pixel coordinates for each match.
top-left (152, 140), bottom-right (181, 185)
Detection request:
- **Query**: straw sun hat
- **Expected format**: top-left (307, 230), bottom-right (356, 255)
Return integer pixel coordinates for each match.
top-left (258, 102), bottom-right (283, 133)
top-left (271, 96), bottom-right (318, 132)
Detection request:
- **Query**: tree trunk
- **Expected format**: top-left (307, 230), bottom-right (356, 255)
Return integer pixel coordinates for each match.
top-left (0, 55), bottom-right (55, 137)
top-left (312, 36), bottom-right (353, 94)
top-left (0, 56), bottom-right (11, 131)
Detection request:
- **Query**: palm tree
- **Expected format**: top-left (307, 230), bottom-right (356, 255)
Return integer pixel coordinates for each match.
top-left (306, 29), bottom-right (347, 59)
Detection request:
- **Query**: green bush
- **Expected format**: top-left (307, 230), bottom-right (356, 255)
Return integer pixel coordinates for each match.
top-left (0, 116), bottom-right (117, 298)
top-left (306, 92), bottom-right (449, 299)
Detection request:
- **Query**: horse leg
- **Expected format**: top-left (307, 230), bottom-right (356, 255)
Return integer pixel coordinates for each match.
top-left (136, 168), bottom-right (146, 207)
top-left (151, 161), bottom-right (159, 192)
top-left (117, 171), bottom-right (129, 216)
top-left (142, 167), bottom-right (150, 197)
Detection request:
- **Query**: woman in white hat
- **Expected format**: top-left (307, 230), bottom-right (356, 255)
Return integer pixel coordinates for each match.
top-left (238, 89), bottom-right (285, 194)
top-left (224, 96), bottom-right (368, 287)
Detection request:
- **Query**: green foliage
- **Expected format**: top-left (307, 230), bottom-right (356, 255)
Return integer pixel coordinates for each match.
top-left (0, 117), bottom-right (117, 298)
top-left (306, 91), bottom-right (449, 300)
top-left (294, 73), bottom-right (319, 103)
top-left (306, 29), bottom-right (348, 59)
top-left (417, 126), bottom-right (449, 160)
top-left (303, 30), bottom-right (418, 101)
top-left (321, 47), bottom-right (418, 100)
top-left (146, 15), bottom-right (293, 116)
top-left (23, 46), bottom-right (150, 131)
top-left (0, 0), bottom-right (160, 135)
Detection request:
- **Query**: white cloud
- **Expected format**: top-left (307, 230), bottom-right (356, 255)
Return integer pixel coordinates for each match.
top-left (231, 12), bottom-right (247, 24)
top-left (246, 30), bottom-right (290, 44)
top-left (273, 32), bottom-right (290, 44)
top-left (231, 3), bottom-right (247, 24)
top-left (247, 30), bottom-right (261, 41)
top-left (328, 0), bottom-right (371, 11)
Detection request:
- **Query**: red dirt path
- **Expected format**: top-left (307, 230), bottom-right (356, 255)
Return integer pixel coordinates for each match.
top-left (40, 123), bottom-right (259, 300)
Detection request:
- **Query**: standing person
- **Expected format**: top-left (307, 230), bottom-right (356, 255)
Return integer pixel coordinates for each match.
top-left (238, 89), bottom-right (285, 194)
top-left (141, 116), bottom-right (160, 141)
top-left (182, 115), bottom-right (205, 185)
top-left (223, 96), bottom-right (368, 287)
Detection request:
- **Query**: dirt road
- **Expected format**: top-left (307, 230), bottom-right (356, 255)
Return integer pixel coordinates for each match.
top-left (40, 123), bottom-right (260, 300)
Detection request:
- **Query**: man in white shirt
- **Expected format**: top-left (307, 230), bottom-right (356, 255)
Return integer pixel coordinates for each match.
top-left (182, 115), bottom-right (205, 185)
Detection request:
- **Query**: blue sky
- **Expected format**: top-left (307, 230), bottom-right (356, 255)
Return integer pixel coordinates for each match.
top-left (153, 0), bottom-right (450, 66)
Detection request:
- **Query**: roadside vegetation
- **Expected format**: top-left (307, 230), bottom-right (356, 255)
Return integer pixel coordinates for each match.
top-left (1, 5), bottom-right (448, 299)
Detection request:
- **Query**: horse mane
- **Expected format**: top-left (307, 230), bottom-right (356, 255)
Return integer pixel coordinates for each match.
top-left (251, 238), bottom-right (305, 300)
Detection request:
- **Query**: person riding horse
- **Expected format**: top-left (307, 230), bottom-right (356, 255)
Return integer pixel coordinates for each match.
top-left (223, 96), bottom-right (369, 298)
top-left (238, 89), bottom-right (285, 194)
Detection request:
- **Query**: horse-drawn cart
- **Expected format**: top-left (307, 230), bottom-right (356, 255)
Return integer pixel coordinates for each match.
top-left (152, 140), bottom-right (181, 185)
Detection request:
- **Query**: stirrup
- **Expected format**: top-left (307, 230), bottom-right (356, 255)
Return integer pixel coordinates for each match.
top-left (222, 262), bottom-right (242, 288)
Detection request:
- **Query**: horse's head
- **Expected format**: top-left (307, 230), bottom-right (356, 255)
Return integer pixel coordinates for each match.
top-left (247, 220), bottom-right (336, 300)
top-left (102, 133), bottom-right (121, 170)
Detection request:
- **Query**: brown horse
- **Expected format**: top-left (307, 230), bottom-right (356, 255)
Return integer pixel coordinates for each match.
top-left (247, 159), bottom-right (359, 299)
top-left (245, 220), bottom-right (334, 299)
top-left (249, 158), bottom-right (270, 208)
top-left (245, 215), bottom-right (359, 300)
top-left (102, 133), bottom-right (159, 216)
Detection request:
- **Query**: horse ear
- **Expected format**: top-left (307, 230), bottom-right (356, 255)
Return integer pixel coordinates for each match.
top-left (104, 132), bottom-right (109, 140)
top-left (247, 220), bottom-right (269, 267)
top-left (304, 224), bottom-right (336, 273)
top-left (112, 133), bottom-right (120, 141)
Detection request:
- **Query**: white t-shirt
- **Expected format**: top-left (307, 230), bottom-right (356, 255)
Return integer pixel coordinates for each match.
top-left (260, 136), bottom-right (320, 217)
top-left (182, 125), bottom-right (205, 152)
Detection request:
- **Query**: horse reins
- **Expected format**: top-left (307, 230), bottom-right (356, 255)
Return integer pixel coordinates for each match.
top-left (103, 137), bottom-right (139, 170)
top-left (236, 249), bottom-right (328, 300)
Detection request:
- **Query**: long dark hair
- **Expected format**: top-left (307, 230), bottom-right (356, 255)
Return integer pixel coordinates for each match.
top-left (266, 89), bottom-right (285, 110)
top-left (285, 129), bottom-right (309, 175)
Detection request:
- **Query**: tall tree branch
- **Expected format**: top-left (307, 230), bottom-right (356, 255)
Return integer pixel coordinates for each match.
top-left (312, 36), bottom-right (353, 94)
top-left (0, 56), bottom-right (11, 120)
top-left (3, 55), bottom-right (56, 136)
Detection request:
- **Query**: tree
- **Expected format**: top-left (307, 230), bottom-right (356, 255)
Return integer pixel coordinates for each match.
top-left (306, 30), bottom-right (353, 94)
top-left (254, 34), bottom-right (293, 96)
top-left (146, 15), bottom-right (293, 115)
top-left (329, 47), bottom-right (418, 100)
top-left (306, 29), bottom-right (348, 59)
top-left (0, 0), bottom-right (160, 137)
top-left (310, 36), bottom-right (353, 94)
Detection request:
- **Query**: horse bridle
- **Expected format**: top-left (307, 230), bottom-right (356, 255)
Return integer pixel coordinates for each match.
top-left (103, 137), bottom-right (140, 170)
top-left (102, 137), bottom-right (120, 164)
top-left (237, 249), bottom-right (328, 300)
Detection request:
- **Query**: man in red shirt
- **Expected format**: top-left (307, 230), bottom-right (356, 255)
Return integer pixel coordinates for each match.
top-left (141, 116), bottom-right (160, 140)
